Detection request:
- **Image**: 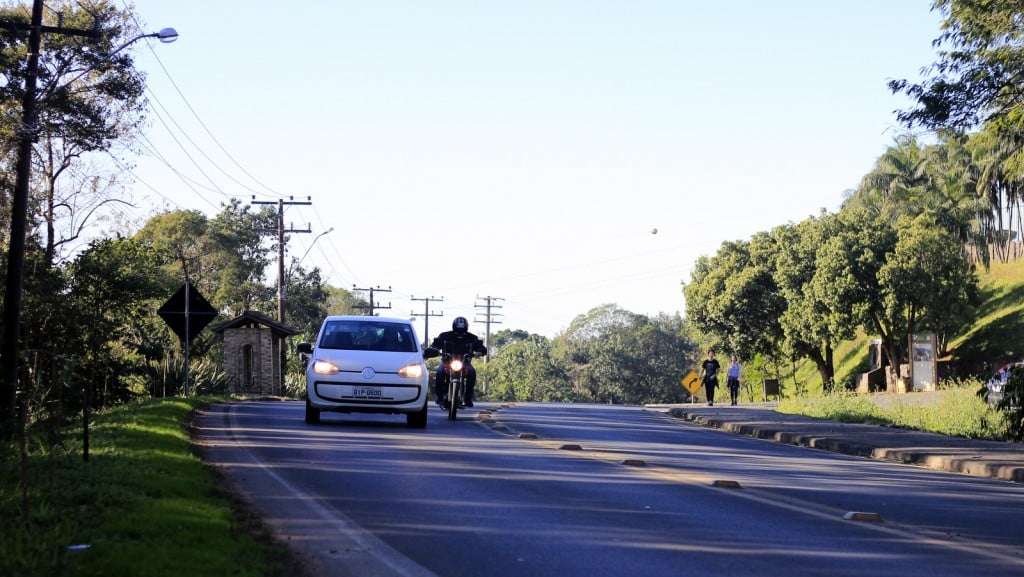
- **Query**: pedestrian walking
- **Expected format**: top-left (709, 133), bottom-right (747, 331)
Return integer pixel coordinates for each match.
top-left (700, 349), bottom-right (720, 406)
top-left (727, 356), bottom-right (741, 406)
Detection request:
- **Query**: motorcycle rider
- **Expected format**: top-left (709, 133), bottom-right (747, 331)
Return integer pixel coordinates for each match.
top-left (430, 317), bottom-right (487, 409)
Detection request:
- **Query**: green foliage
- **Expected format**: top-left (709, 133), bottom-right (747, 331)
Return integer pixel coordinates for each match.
top-left (141, 356), bottom-right (230, 398)
top-left (891, 0), bottom-right (1024, 130)
top-left (554, 306), bottom-right (694, 404)
top-left (0, 397), bottom-right (287, 577)
top-left (480, 306), bottom-right (695, 404)
top-left (134, 202), bottom-right (276, 315)
top-left (878, 213), bottom-right (979, 352)
top-left (778, 382), bottom-right (1009, 440)
top-left (683, 237), bottom-right (784, 360)
top-left (483, 335), bottom-right (571, 402)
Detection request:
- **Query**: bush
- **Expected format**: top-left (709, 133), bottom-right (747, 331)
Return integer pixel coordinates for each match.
top-left (283, 367), bottom-right (307, 399)
top-left (142, 356), bottom-right (229, 397)
top-left (778, 382), bottom-right (1009, 440)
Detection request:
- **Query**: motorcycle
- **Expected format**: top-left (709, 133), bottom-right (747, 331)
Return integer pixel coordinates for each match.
top-left (442, 351), bottom-right (473, 421)
top-left (424, 346), bottom-right (478, 421)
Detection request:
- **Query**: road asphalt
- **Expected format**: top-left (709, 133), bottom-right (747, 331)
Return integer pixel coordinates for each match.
top-left (654, 405), bottom-right (1024, 482)
top-left (195, 401), bottom-right (1024, 577)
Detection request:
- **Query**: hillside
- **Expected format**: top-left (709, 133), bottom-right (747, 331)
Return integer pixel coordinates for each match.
top-left (780, 258), bottom-right (1024, 395)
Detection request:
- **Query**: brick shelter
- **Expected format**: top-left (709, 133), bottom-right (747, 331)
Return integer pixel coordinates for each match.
top-left (212, 310), bottom-right (299, 395)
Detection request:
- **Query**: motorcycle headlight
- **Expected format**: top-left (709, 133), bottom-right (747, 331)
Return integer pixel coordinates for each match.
top-left (450, 359), bottom-right (464, 372)
top-left (313, 360), bottom-right (340, 375)
top-left (399, 364), bottom-right (423, 378)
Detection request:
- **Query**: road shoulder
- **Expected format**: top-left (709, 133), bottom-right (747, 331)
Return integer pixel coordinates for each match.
top-left (653, 405), bottom-right (1024, 483)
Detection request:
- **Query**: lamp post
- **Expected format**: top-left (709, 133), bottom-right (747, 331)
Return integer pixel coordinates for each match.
top-left (297, 227), bottom-right (334, 270)
top-left (0, 7), bottom-right (177, 436)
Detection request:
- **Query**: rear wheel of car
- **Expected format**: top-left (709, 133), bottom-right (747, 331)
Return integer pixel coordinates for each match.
top-left (305, 397), bottom-right (321, 425)
top-left (407, 402), bottom-right (428, 428)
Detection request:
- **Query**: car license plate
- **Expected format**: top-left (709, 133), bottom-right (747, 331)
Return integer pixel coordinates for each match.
top-left (352, 386), bottom-right (382, 399)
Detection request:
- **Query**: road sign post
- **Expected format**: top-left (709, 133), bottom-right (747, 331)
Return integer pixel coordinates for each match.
top-left (157, 283), bottom-right (217, 396)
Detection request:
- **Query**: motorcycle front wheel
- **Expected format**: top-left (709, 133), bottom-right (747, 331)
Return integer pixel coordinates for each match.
top-left (448, 374), bottom-right (459, 421)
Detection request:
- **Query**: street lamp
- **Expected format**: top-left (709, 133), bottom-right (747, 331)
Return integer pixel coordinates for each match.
top-left (0, 10), bottom-right (178, 436)
top-left (297, 227), bottom-right (334, 268)
top-left (54, 28), bottom-right (180, 95)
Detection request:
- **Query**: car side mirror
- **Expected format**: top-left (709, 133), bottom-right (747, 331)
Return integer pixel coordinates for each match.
top-left (296, 342), bottom-right (313, 355)
top-left (423, 347), bottom-right (440, 359)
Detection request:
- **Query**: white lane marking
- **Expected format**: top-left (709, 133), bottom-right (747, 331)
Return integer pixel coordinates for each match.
top-left (222, 402), bottom-right (442, 577)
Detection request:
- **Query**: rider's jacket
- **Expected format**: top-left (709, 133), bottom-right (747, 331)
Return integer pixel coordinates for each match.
top-left (430, 331), bottom-right (487, 361)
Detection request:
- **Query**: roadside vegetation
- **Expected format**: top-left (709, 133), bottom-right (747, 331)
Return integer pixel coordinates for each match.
top-left (0, 396), bottom-right (290, 577)
top-left (681, 1), bottom-right (1024, 441)
top-left (479, 305), bottom-right (693, 405)
top-left (777, 382), bottom-right (1009, 441)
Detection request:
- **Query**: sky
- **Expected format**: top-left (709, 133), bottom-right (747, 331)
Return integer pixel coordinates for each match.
top-left (117, 0), bottom-right (944, 339)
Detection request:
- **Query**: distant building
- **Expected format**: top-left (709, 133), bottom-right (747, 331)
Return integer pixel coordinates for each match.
top-left (212, 310), bottom-right (299, 395)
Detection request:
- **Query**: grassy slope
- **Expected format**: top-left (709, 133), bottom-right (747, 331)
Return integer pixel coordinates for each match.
top-left (784, 258), bottom-right (1024, 394)
top-left (0, 398), bottom-right (287, 577)
top-left (949, 258), bottom-right (1024, 369)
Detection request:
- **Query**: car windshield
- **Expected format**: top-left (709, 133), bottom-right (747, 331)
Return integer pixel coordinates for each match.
top-left (318, 320), bottom-right (418, 352)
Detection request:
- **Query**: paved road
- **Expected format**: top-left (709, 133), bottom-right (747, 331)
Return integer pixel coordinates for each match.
top-left (196, 401), bottom-right (1024, 577)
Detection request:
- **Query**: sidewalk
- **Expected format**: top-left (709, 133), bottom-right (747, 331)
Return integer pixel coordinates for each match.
top-left (652, 405), bottom-right (1024, 483)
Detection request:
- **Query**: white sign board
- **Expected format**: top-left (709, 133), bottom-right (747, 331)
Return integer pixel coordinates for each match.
top-left (911, 332), bottom-right (937, 392)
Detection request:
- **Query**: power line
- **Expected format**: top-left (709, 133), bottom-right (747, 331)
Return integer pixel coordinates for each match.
top-left (132, 136), bottom-right (222, 208)
top-left (123, 1), bottom-right (285, 199)
top-left (146, 95), bottom-right (234, 200)
top-left (144, 85), bottom-right (273, 198)
top-left (311, 209), bottom-right (362, 284)
top-left (105, 150), bottom-right (202, 209)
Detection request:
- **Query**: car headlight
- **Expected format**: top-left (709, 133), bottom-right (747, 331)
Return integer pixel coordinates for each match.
top-left (313, 360), bottom-right (340, 375)
top-left (398, 364), bottom-right (423, 378)
top-left (450, 359), bottom-right (464, 372)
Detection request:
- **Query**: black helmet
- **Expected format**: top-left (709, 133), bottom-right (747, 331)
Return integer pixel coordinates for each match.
top-left (452, 317), bottom-right (469, 334)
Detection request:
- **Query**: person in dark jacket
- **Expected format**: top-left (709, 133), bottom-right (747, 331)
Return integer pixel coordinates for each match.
top-left (700, 349), bottom-right (721, 406)
top-left (430, 317), bottom-right (487, 408)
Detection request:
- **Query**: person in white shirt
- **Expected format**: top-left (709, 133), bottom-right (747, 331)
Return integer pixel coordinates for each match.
top-left (727, 356), bottom-right (742, 406)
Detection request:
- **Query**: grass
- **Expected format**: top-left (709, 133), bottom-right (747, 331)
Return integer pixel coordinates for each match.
top-left (777, 383), bottom-right (1010, 440)
top-left (0, 397), bottom-right (291, 577)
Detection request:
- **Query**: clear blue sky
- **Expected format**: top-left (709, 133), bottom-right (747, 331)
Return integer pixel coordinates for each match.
top-left (124, 0), bottom-right (942, 337)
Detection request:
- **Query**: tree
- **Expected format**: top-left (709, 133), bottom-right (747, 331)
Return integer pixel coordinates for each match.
top-left (890, 0), bottom-right (1024, 130)
top-left (683, 236), bottom-right (785, 360)
top-left (484, 335), bottom-right (570, 402)
top-left (63, 237), bottom-right (164, 407)
top-left (206, 200), bottom-right (276, 313)
top-left (0, 1), bottom-right (148, 265)
top-left (555, 305), bottom-right (693, 404)
top-left (878, 213), bottom-right (979, 357)
top-left (283, 262), bottom-right (329, 340)
top-left (324, 285), bottom-right (367, 315)
top-left (488, 328), bottom-right (532, 352)
top-left (772, 216), bottom-right (853, 389)
top-left (849, 136), bottom-right (932, 222)
top-left (813, 210), bottom-right (900, 376)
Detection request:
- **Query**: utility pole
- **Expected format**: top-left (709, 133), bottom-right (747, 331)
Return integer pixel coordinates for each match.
top-left (1, 3), bottom-right (102, 437)
top-left (474, 296), bottom-right (504, 361)
top-left (411, 296), bottom-right (443, 347)
top-left (251, 196), bottom-right (312, 393)
top-left (352, 286), bottom-right (392, 316)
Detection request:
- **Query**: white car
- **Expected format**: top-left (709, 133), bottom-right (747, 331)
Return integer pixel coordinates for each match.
top-left (298, 316), bottom-right (429, 428)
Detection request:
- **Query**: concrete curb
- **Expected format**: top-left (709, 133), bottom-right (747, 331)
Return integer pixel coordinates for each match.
top-left (667, 408), bottom-right (1024, 484)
